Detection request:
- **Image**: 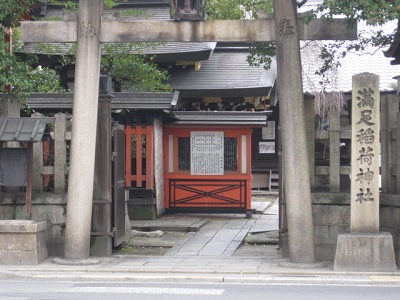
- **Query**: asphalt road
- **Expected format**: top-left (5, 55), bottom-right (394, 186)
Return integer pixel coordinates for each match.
top-left (0, 281), bottom-right (400, 300)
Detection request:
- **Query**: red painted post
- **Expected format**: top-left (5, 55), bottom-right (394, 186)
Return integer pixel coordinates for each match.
top-left (136, 125), bottom-right (143, 187)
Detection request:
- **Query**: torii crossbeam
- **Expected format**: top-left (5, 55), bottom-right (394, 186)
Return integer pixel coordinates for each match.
top-left (22, 16), bottom-right (355, 43)
top-left (20, 0), bottom-right (356, 263)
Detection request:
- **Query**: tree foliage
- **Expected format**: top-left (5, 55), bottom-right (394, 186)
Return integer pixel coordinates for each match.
top-left (304, 0), bottom-right (400, 116)
top-left (206, 0), bottom-right (275, 70)
top-left (46, 0), bottom-right (170, 92)
top-left (1, 0), bottom-right (170, 100)
top-left (0, 1), bottom-right (65, 99)
top-left (306, 0), bottom-right (400, 74)
top-left (311, 0), bottom-right (400, 26)
top-left (0, 0), bottom-right (36, 27)
top-left (101, 44), bottom-right (170, 92)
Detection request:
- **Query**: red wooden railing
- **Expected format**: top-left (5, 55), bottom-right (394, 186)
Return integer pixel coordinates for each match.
top-left (125, 125), bottom-right (154, 188)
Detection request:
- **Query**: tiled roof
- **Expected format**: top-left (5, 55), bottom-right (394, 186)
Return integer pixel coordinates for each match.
top-left (170, 111), bottom-right (269, 125)
top-left (0, 117), bottom-right (55, 142)
top-left (17, 92), bottom-right (175, 111)
top-left (167, 51), bottom-right (277, 98)
top-left (22, 42), bottom-right (216, 61)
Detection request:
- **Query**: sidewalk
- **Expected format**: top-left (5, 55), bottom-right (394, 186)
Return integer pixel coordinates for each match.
top-left (1, 192), bottom-right (400, 285)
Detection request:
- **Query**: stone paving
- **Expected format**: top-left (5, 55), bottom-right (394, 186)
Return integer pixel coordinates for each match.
top-left (128, 193), bottom-right (279, 257)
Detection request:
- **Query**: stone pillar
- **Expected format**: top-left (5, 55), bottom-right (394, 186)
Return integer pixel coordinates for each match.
top-left (154, 118), bottom-right (165, 216)
top-left (274, 0), bottom-right (316, 264)
top-left (64, 0), bottom-right (103, 260)
top-left (351, 73), bottom-right (380, 233)
top-left (334, 73), bottom-right (396, 271)
top-left (305, 95), bottom-right (315, 191)
top-left (329, 111), bottom-right (341, 193)
top-left (0, 96), bottom-right (20, 118)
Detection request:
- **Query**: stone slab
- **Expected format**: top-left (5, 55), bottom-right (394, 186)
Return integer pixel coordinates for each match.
top-left (0, 221), bottom-right (48, 265)
top-left (334, 232), bottom-right (397, 272)
top-left (0, 220), bottom-right (47, 233)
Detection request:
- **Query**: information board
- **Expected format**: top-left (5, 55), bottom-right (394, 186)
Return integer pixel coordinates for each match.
top-left (259, 141), bottom-right (275, 154)
top-left (262, 121), bottom-right (275, 140)
top-left (191, 131), bottom-right (224, 175)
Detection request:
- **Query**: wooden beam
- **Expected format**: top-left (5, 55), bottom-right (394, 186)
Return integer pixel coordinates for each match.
top-left (21, 18), bottom-right (357, 43)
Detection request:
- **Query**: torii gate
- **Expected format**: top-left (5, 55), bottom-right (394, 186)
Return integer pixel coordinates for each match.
top-left (21, 0), bottom-right (356, 264)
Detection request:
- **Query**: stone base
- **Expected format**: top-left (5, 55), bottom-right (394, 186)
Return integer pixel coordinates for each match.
top-left (334, 232), bottom-right (397, 272)
top-left (128, 205), bottom-right (157, 220)
top-left (90, 236), bottom-right (112, 257)
top-left (127, 188), bottom-right (157, 220)
top-left (53, 257), bottom-right (100, 265)
top-left (279, 261), bottom-right (327, 269)
top-left (0, 220), bottom-right (48, 265)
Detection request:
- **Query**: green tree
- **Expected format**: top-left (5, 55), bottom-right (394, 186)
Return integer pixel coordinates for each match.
top-left (101, 43), bottom-right (170, 92)
top-left (207, 0), bottom-right (400, 76)
top-left (206, 0), bottom-right (275, 70)
top-left (207, 0), bottom-right (400, 116)
top-left (45, 0), bottom-right (170, 92)
top-left (0, 0), bottom-right (65, 99)
top-left (302, 0), bottom-right (400, 116)
top-left (306, 0), bottom-right (400, 73)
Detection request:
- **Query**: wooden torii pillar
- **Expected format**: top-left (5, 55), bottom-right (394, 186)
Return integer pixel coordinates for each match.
top-left (21, 0), bottom-right (356, 263)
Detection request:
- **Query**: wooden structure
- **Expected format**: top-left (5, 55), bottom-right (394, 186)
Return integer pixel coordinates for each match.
top-left (125, 124), bottom-right (154, 189)
top-left (0, 117), bottom-right (55, 219)
top-left (163, 111), bottom-right (268, 216)
top-left (307, 92), bottom-right (400, 194)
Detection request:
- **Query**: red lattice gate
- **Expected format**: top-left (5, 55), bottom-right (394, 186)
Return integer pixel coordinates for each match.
top-left (125, 125), bottom-right (154, 189)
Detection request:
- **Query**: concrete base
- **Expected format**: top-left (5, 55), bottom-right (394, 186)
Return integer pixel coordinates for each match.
top-left (279, 261), bottom-right (327, 269)
top-left (90, 236), bottom-right (112, 257)
top-left (53, 257), bottom-right (100, 265)
top-left (128, 205), bottom-right (157, 220)
top-left (0, 220), bottom-right (48, 265)
top-left (334, 232), bottom-right (397, 272)
top-left (127, 188), bottom-right (157, 220)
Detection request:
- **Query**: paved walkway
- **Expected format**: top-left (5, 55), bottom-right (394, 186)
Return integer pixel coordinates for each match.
top-left (2, 193), bottom-right (400, 285)
top-left (129, 196), bottom-right (279, 257)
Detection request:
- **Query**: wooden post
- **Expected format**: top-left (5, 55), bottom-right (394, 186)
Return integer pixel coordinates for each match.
top-left (91, 77), bottom-right (113, 257)
top-left (136, 125), bottom-right (143, 187)
top-left (146, 125), bottom-right (154, 189)
top-left (125, 127), bottom-right (132, 188)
